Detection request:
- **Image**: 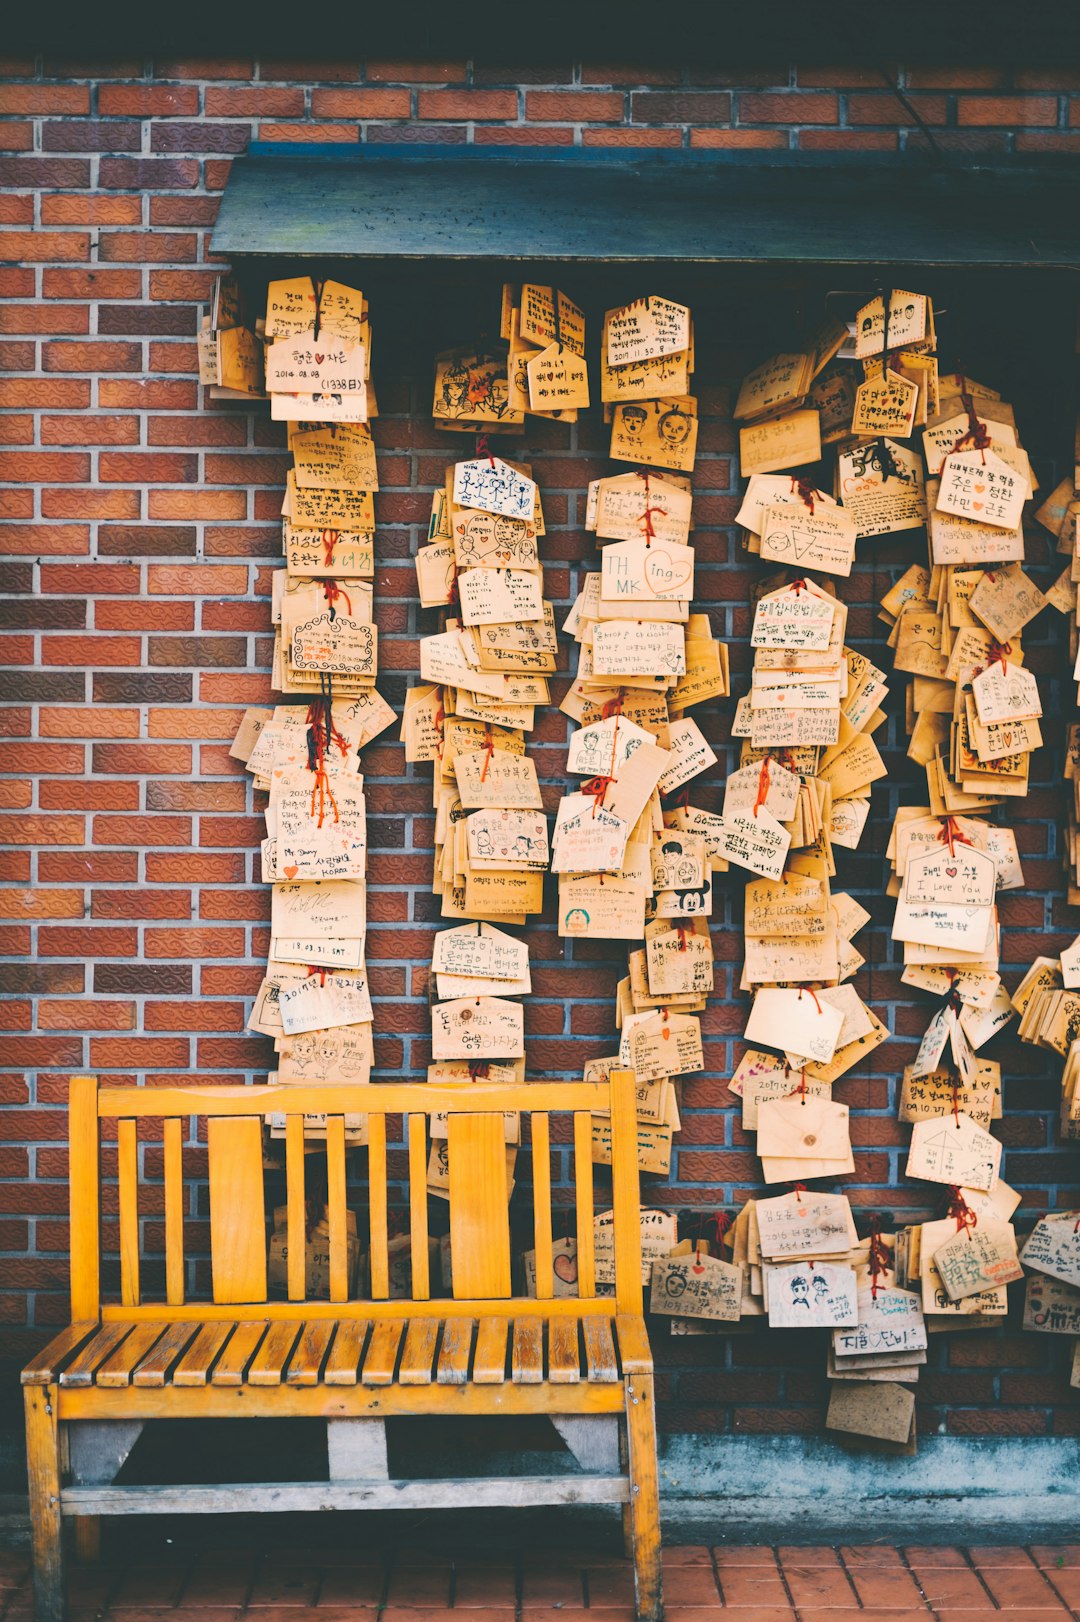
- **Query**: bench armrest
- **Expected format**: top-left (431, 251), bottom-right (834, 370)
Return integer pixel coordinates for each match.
top-left (615, 1314), bottom-right (653, 1374)
top-left (21, 1322), bottom-right (100, 1386)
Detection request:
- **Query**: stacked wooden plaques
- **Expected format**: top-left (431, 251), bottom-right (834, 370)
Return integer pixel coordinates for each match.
top-left (224, 280), bottom-right (394, 1144)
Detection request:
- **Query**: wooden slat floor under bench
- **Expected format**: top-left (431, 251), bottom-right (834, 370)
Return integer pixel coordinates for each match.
top-left (23, 1076), bottom-right (662, 1622)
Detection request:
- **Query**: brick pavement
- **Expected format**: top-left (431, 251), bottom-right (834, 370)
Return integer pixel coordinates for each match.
top-left (2, 1540), bottom-right (1079, 1619)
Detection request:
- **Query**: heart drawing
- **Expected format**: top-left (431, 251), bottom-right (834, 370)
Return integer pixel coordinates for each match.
top-left (645, 548), bottom-right (693, 597)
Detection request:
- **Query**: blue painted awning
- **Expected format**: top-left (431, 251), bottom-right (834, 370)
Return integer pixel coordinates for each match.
top-left (210, 147), bottom-right (1080, 269)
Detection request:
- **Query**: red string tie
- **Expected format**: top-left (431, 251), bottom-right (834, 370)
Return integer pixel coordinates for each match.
top-left (946, 1186), bottom-right (979, 1237)
top-left (676, 925), bottom-right (688, 953)
top-left (582, 774), bottom-right (615, 817)
top-left (320, 529), bottom-right (338, 568)
top-left (305, 965), bottom-right (329, 986)
top-left (792, 1181), bottom-right (807, 1199)
top-left (753, 753), bottom-right (772, 819)
top-left (478, 724), bottom-right (495, 783)
top-left (475, 432), bottom-right (495, 468)
top-left (640, 506), bottom-right (668, 546)
top-left (867, 1214), bottom-right (891, 1302)
top-left (936, 815), bottom-right (973, 859)
top-left (790, 476), bottom-right (817, 514)
top-left (952, 385), bottom-right (992, 465)
top-left (790, 577), bottom-right (808, 595)
top-left (322, 579), bottom-right (352, 621)
top-left (798, 985), bottom-right (823, 1015)
top-left (468, 1061), bottom-right (491, 1079)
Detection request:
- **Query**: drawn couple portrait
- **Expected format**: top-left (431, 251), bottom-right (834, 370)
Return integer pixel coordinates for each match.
top-left (620, 402), bottom-right (692, 448)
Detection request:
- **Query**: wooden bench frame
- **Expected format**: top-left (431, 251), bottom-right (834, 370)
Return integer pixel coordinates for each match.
top-left (23, 1074), bottom-right (662, 1622)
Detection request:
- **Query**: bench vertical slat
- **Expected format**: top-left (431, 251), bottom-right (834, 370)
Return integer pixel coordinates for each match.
top-left (325, 1115), bottom-right (348, 1304)
top-left (69, 1075), bottom-right (100, 1322)
top-left (408, 1113), bottom-right (430, 1301)
top-left (448, 1113), bottom-right (511, 1299)
top-left (117, 1118), bottom-right (140, 1308)
top-left (610, 1068), bottom-right (644, 1315)
top-left (208, 1118), bottom-right (267, 1305)
top-left (573, 1112), bottom-right (595, 1299)
top-left (163, 1117), bottom-right (184, 1307)
top-left (531, 1112), bottom-right (554, 1301)
top-left (286, 1114), bottom-right (306, 1303)
top-left (367, 1113), bottom-right (389, 1299)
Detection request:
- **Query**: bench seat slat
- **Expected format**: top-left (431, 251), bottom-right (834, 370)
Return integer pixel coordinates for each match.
top-left (361, 1320), bottom-right (403, 1386)
top-left (399, 1318), bottom-right (439, 1385)
top-left (59, 1324), bottom-right (133, 1388)
top-left (247, 1321), bottom-right (302, 1387)
top-left (582, 1316), bottom-right (620, 1383)
top-left (472, 1317), bottom-right (508, 1384)
top-left (323, 1320), bottom-right (370, 1387)
top-left (21, 1322), bottom-right (101, 1386)
top-left (172, 1322), bottom-right (235, 1387)
top-left (211, 1322), bottom-right (268, 1386)
top-left (436, 1316), bottom-right (474, 1385)
top-left (580, 1317), bottom-right (612, 1381)
top-left (511, 1318), bottom-right (543, 1385)
top-left (548, 1317), bottom-right (581, 1384)
top-left (96, 1323), bottom-right (168, 1388)
top-left (132, 1322), bottom-right (201, 1388)
top-left (286, 1321), bottom-right (336, 1387)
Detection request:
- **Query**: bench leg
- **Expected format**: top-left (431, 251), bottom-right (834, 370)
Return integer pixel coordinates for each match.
top-left (624, 1375), bottom-right (662, 1622)
top-left (25, 1384), bottom-right (65, 1622)
top-left (618, 1418), bottom-right (633, 1559)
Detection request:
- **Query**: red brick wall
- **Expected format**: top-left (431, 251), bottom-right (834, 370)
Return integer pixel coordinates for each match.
top-left (2, 55), bottom-right (1080, 1440)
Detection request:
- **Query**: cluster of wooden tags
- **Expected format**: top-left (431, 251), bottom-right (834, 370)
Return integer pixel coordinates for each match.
top-left (197, 272), bottom-right (264, 399)
top-left (432, 282), bottom-right (576, 436)
top-left (1013, 954), bottom-right (1080, 1141)
top-left (883, 374), bottom-right (1064, 820)
top-left (406, 452), bottom-right (553, 925)
top-left (735, 562), bottom-right (889, 853)
top-left (502, 283), bottom-right (589, 420)
top-left (888, 806), bottom-right (1024, 1064)
top-left (892, 1177), bottom-right (1022, 1332)
top-left (217, 278), bottom-right (395, 1141)
top-left (1046, 460), bottom-right (1080, 893)
top-left (734, 289), bottom-right (936, 488)
top-left (406, 453), bottom-right (553, 1194)
top-left (1019, 1212), bottom-right (1080, 1376)
top-left (602, 295), bottom-right (697, 473)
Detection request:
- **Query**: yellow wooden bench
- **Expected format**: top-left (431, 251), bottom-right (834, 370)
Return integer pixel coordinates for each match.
top-left (22, 1073), bottom-right (662, 1622)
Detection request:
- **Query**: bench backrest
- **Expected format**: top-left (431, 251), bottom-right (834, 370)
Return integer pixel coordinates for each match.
top-left (68, 1073), bottom-right (644, 1323)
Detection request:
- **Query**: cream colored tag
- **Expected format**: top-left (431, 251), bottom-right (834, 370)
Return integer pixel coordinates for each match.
top-left (937, 450), bottom-right (1026, 531)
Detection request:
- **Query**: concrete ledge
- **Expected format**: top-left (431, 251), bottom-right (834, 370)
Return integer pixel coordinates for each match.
top-left (659, 1434), bottom-right (1080, 1542)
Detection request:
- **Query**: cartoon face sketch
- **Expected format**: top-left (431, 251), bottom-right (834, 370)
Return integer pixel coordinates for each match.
top-left (441, 361), bottom-right (470, 416)
top-left (510, 833), bottom-right (537, 858)
top-left (290, 1033), bottom-right (316, 1073)
top-left (663, 1265), bottom-right (689, 1299)
top-left (811, 1273), bottom-right (830, 1302)
top-left (340, 1045), bottom-right (363, 1078)
top-left (658, 409), bottom-right (691, 447)
top-left (661, 839), bottom-right (684, 858)
top-left (474, 828), bottom-right (495, 858)
top-left (676, 858), bottom-right (697, 886)
top-left (620, 405), bottom-right (648, 438)
top-left (790, 1275), bottom-right (810, 1308)
top-left (563, 907), bottom-right (590, 935)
